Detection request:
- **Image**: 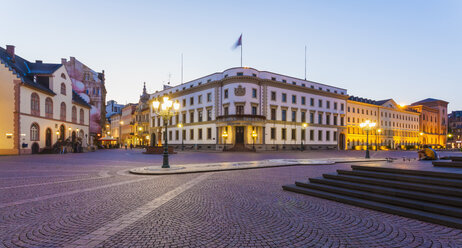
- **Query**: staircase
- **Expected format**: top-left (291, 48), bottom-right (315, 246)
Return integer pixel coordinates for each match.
top-left (283, 165), bottom-right (462, 229)
top-left (433, 156), bottom-right (462, 168)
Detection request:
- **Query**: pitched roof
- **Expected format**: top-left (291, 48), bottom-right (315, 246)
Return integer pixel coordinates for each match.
top-left (72, 90), bottom-right (91, 108)
top-left (411, 98), bottom-right (448, 105)
top-left (0, 46), bottom-right (60, 95)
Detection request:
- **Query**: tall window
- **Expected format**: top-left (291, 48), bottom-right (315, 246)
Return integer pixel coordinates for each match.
top-left (224, 89), bottom-right (228, 98)
top-left (207, 109), bottom-right (212, 121)
top-left (61, 83), bottom-right (66, 95)
top-left (282, 110), bottom-right (287, 121)
top-left (207, 93), bottom-right (212, 102)
top-left (45, 97), bottom-right (53, 118)
top-left (72, 106), bottom-right (77, 123)
top-left (301, 112), bottom-right (306, 122)
top-left (282, 128), bottom-right (287, 140)
top-left (60, 102), bottom-right (66, 121)
top-left (271, 108), bottom-right (276, 121)
top-left (282, 93), bottom-right (287, 102)
top-left (207, 128), bottom-right (212, 139)
top-left (31, 93), bottom-right (40, 116)
top-left (252, 88), bottom-right (257, 98)
top-left (30, 123), bottom-right (39, 141)
top-left (251, 106), bottom-right (257, 115)
top-left (271, 91), bottom-right (276, 101)
top-left (189, 112), bottom-right (194, 123)
top-left (291, 111), bottom-right (296, 122)
top-left (236, 106), bottom-right (244, 115)
top-left (271, 128), bottom-right (276, 139)
top-left (198, 111), bottom-right (203, 122)
top-left (78, 109), bottom-right (84, 124)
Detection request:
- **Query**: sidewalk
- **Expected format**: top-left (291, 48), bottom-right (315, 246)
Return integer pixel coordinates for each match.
top-left (129, 157), bottom-right (388, 175)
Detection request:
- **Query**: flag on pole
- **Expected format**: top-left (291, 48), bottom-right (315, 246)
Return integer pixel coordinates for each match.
top-left (232, 34), bottom-right (242, 50)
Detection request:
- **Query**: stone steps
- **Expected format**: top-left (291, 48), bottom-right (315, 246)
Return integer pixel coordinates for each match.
top-left (283, 165), bottom-right (462, 229)
top-left (432, 156), bottom-right (462, 168)
top-left (282, 184), bottom-right (462, 229)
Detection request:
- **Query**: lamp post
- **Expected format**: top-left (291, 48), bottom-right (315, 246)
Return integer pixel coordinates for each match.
top-left (222, 129), bottom-right (228, 151)
top-left (251, 129), bottom-right (257, 151)
top-left (376, 129), bottom-right (381, 151)
top-left (448, 133), bottom-right (453, 149)
top-left (152, 96), bottom-right (180, 168)
top-left (419, 132), bottom-right (424, 148)
top-left (360, 120), bottom-right (376, 159)
top-left (301, 123), bottom-right (307, 151)
top-left (119, 121), bottom-right (124, 147)
top-left (56, 131), bottom-right (60, 142)
top-left (178, 123), bottom-right (184, 151)
top-left (68, 127), bottom-right (72, 139)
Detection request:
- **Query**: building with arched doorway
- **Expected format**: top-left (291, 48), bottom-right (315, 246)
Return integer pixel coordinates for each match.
top-left (149, 67), bottom-right (347, 151)
top-left (0, 45), bottom-right (91, 155)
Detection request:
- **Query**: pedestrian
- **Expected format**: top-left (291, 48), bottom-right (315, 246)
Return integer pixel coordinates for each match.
top-left (130, 143), bottom-right (133, 150)
top-left (125, 143), bottom-right (127, 150)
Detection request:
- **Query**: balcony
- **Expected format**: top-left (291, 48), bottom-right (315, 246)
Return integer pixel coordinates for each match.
top-left (216, 114), bottom-right (266, 123)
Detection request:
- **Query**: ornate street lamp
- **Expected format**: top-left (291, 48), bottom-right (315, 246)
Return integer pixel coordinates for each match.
top-left (177, 123), bottom-right (184, 151)
top-left (360, 120), bottom-right (376, 159)
top-left (419, 132), bottom-right (424, 148)
top-left (222, 129), bottom-right (228, 151)
top-left (251, 129), bottom-right (257, 151)
top-left (152, 96), bottom-right (180, 168)
top-left (68, 127), bottom-right (72, 139)
top-left (376, 128), bottom-right (381, 151)
top-left (301, 123), bottom-right (308, 151)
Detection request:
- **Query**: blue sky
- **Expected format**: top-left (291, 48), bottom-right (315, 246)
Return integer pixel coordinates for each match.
top-left (2, 0), bottom-right (461, 111)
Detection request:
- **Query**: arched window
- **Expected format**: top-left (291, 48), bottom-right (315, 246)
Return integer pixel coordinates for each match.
top-left (72, 106), bottom-right (77, 123)
top-left (30, 123), bottom-right (39, 141)
top-left (60, 102), bottom-right (66, 121)
top-left (45, 97), bottom-right (53, 118)
top-left (31, 93), bottom-right (40, 116)
top-left (61, 83), bottom-right (66, 95)
top-left (61, 73), bottom-right (66, 79)
top-left (79, 109), bottom-right (84, 124)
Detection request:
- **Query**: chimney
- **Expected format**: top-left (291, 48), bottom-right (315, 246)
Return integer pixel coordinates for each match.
top-left (6, 45), bottom-right (15, 62)
top-left (61, 58), bottom-right (67, 64)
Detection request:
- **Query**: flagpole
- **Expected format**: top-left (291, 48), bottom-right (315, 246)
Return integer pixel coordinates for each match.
top-left (304, 45), bottom-right (307, 80)
top-left (181, 53), bottom-right (183, 84)
top-left (240, 34), bottom-right (243, 67)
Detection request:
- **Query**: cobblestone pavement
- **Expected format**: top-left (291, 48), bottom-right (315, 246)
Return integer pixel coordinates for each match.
top-left (1, 149), bottom-right (462, 247)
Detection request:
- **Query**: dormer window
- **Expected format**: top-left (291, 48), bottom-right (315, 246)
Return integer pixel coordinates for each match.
top-left (237, 72), bottom-right (243, 76)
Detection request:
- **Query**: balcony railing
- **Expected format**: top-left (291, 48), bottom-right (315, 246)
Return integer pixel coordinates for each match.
top-left (216, 114), bottom-right (266, 123)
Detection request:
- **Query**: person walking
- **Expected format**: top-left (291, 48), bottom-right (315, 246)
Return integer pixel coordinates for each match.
top-left (125, 143), bottom-right (127, 150)
top-left (130, 143), bottom-right (133, 150)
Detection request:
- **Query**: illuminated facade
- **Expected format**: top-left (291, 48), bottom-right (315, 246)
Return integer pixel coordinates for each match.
top-left (149, 67), bottom-right (348, 151)
top-left (346, 97), bottom-right (420, 150)
top-left (0, 45), bottom-right (90, 155)
top-left (410, 98), bottom-right (449, 148)
top-left (448, 111), bottom-right (462, 148)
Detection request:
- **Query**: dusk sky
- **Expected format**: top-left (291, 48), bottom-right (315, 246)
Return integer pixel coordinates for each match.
top-left (3, 0), bottom-right (461, 111)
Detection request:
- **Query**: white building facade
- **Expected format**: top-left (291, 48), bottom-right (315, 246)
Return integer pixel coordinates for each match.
top-left (0, 45), bottom-right (91, 155)
top-left (149, 67), bottom-right (348, 151)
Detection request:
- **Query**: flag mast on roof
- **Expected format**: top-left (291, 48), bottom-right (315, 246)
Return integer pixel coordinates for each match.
top-left (232, 33), bottom-right (243, 67)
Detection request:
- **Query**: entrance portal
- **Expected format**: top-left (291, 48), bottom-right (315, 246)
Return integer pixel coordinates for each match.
top-left (235, 126), bottom-right (244, 144)
top-left (46, 128), bottom-right (52, 147)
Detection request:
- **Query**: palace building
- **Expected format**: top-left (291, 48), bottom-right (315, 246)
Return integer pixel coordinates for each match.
top-left (346, 97), bottom-right (420, 150)
top-left (149, 67), bottom-right (348, 151)
top-left (0, 45), bottom-right (90, 155)
top-left (409, 98), bottom-right (449, 148)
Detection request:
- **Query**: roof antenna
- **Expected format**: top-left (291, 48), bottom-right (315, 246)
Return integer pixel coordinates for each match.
top-left (168, 73), bottom-right (171, 85)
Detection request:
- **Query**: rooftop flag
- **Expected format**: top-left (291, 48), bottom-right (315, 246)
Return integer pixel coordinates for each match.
top-left (232, 34), bottom-right (242, 50)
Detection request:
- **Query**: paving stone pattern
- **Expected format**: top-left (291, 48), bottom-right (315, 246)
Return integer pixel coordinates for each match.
top-left (0, 149), bottom-right (462, 247)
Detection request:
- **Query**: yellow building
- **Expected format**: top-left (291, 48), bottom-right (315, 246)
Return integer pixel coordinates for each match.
top-left (0, 45), bottom-right (90, 155)
top-left (346, 97), bottom-right (420, 150)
